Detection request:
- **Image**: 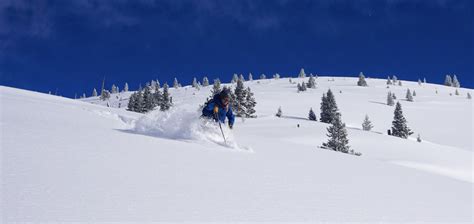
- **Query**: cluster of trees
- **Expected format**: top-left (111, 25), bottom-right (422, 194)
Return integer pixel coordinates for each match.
top-left (386, 75), bottom-right (402, 86)
top-left (444, 74), bottom-right (461, 87)
top-left (209, 77), bottom-right (257, 118)
top-left (297, 74), bottom-right (317, 92)
top-left (127, 83), bottom-right (172, 113)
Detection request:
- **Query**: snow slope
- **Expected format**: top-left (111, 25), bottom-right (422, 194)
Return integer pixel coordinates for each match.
top-left (1, 76), bottom-right (473, 222)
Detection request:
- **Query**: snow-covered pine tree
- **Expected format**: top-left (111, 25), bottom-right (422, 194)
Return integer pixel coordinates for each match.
top-left (202, 77), bottom-right (209, 87)
top-left (417, 134), bottom-right (422, 142)
top-left (452, 75), bottom-right (460, 88)
top-left (423, 78), bottom-right (426, 83)
top-left (297, 83), bottom-right (302, 92)
top-left (127, 92), bottom-right (136, 111)
top-left (274, 73), bottom-right (280, 80)
top-left (143, 86), bottom-right (155, 112)
top-left (239, 74), bottom-right (245, 81)
top-left (468, 92), bottom-right (472, 99)
top-left (398, 80), bottom-right (402, 86)
top-left (392, 75), bottom-right (398, 83)
top-left (412, 90), bottom-right (416, 96)
top-left (92, 88), bottom-right (98, 97)
top-left (156, 79), bottom-right (161, 89)
top-left (320, 89), bottom-right (339, 123)
top-left (307, 74), bottom-right (316, 88)
top-left (387, 92), bottom-right (395, 106)
top-left (276, 106), bottom-right (282, 117)
top-left (406, 89), bottom-right (413, 102)
top-left (232, 74), bottom-right (239, 83)
top-left (82, 93), bottom-right (86, 98)
top-left (248, 73), bottom-right (253, 81)
top-left (391, 102), bottom-right (413, 139)
top-left (260, 74), bottom-right (266, 79)
top-left (211, 79), bottom-right (221, 96)
top-left (192, 77), bottom-right (198, 88)
top-left (392, 92), bottom-right (397, 99)
top-left (362, 114), bottom-right (373, 131)
top-left (298, 68), bottom-right (306, 78)
top-left (244, 87), bottom-right (256, 118)
top-left (322, 113), bottom-right (350, 153)
top-left (308, 108), bottom-right (317, 121)
top-left (150, 80), bottom-right (157, 90)
top-left (418, 79), bottom-right (422, 85)
top-left (455, 89), bottom-right (459, 95)
top-left (160, 83), bottom-right (172, 111)
top-left (153, 86), bottom-right (162, 106)
top-left (444, 75), bottom-right (453, 86)
top-left (386, 76), bottom-right (392, 85)
top-left (300, 82), bottom-right (307, 91)
top-left (100, 90), bottom-right (110, 101)
top-left (234, 79), bottom-right (247, 117)
top-left (173, 78), bottom-right (179, 89)
top-left (357, 72), bottom-right (368, 86)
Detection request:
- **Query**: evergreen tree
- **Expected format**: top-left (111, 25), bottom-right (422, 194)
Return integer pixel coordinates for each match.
top-left (386, 76), bottom-right (392, 85)
top-left (468, 92), bottom-right (472, 99)
top-left (406, 89), bottom-right (413, 102)
top-left (417, 134), bottom-right (422, 143)
top-left (452, 75), bottom-right (460, 88)
top-left (392, 92), bottom-right (397, 99)
top-left (100, 90), bottom-right (110, 101)
top-left (322, 113), bottom-right (350, 153)
top-left (153, 87), bottom-right (162, 107)
top-left (211, 79), bottom-right (221, 96)
top-left (234, 79), bottom-right (247, 117)
top-left (248, 73), bottom-right (253, 81)
top-left (392, 75), bottom-right (398, 83)
top-left (82, 93), bottom-right (86, 98)
top-left (297, 83), bottom-right (302, 92)
top-left (273, 73), bottom-right (280, 79)
top-left (418, 79), bottom-right (422, 85)
top-left (260, 74), bottom-right (266, 79)
top-left (276, 106), bottom-right (282, 117)
top-left (92, 88), bottom-right (98, 97)
top-left (362, 114), bottom-right (374, 131)
top-left (298, 68), bottom-right (306, 78)
top-left (232, 73), bottom-right (239, 83)
top-left (156, 79), bottom-right (161, 89)
top-left (192, 77), bottom-right (198, 88)
top-left (444, 75), bottom-right (453, 86)
top-left (173, 78), bottom-right (179, 89)
top-left (320, 89), bottom-right (339, 123)
top-left (202, 77), bottom-right (209, 87)
top-left (391, 102), bottom-right (413, 139)
top-left (299, 82), bottom-right (307, 91)
top-left (357, 72), bottom-right (368, 86)
top-left (423, 78), bottom-right (426, 83)
top-left (127, 92), bottom-right (136, 111)
top-left (307, 74), bottom-right (316, 88)
top-left (111, 84), bottom-right (118, 94)
top-left (308, 108), bottom-right (317, 121)
top-left (398, 80), bottom-right (402, 86)
top-left (244, 87), bottom-right (257, 117)
top-left (143, 86), bottom-right (155, 112)
top-left (160, 83), bottom-right (172, 111)
top-left (239, 74), bottom-right (245, 81)
top-left (455, 89), bottom-right (459, 95)
top-left (387, 92), bottom-right (395, 106)
top-left (412, 90), bottom-right (417, 96)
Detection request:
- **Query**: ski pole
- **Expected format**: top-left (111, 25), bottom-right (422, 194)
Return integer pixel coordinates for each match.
top-left (214, 109), bottom-right (227, 144)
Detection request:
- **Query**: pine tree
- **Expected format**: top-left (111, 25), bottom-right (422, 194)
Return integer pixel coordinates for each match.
top-left (398, 80), bottom-right (402, 86)
top-left (202, 77), bottom-right (209, 87)
top-left (322, 113), bottom-right (350, 153)
top-left (297, 83), bottom-right (302, 92)
top-left (273, 73), bottom-right (280, 79)
top-left (92, 88), bottom-right (98, 97)
top-left (276, 106), bottom-right (282, 117)
top-left (391, 102), bottom-right (413, 139)
top-left (392, 92), bottom-right (397, 99)
top-left (153, 86), bottom-right (162, 107)
top-left (127, 92), bottom-right (136, 111)
top-left (299, 82), bottom-right (307, 91)
top-left (244, 87), bottom-right (256, 117)
top-left (308, 108), bottom-right (317, 121)
top-left (160, 83), bottom-right (172, 111)
top-left (362, 114), bottom-right (373, 131)
top-left (452, 75), bottom-right (460, 88)
top-left (418, 79), bottom-right (422, 85)
top-left (232, 73), bottom-right (239, 83)
top-left (392, 75), bottom-right (398, 83)
top-left (100, 90), bottom-right (110, 101)
top-left (387, 76), bottom-right (392, 85)
top-left (412, 90), bottom-right (416, 96)
top-left (406, 89), bottom-right (413, 102)
top-left (248, 73), bottom-right (253, 81)
top-left (260, 74), bottom-right (266, 79)
top-left (417, 134), bottom-right (422, 142)
top-left (357, 72), bottom-right (368, 86)
top-left (142, 86), bottom-right (155, 112)
top-left (234, 79), bottom-right (247, 117)
top-left (307, 74), bottom-right (316, 88)
top-left (111, 84), bottom-right (118, 94)
top-left (173, 78), bottom-right (179, 89)
top-left (387, 91), bottom-right (395, 106)
top-left (468, 92), bottom-right (472, 99)
top-left (298, 68), bottom-right (306, 78)
top-left (444, 75), bottom-right (453, 86)
top-left (82, 93), bottom-right (86, 98)
top-left (156, 79), bottom-right (161, 89)
top-left (320, 89), bottom-right (339, 123)
top-left (423, 78), bottom-right (426, 83)
top-left (239, 74), bottom-right (245, 81)
top-left (455, 89), bottom-right (459, 95)
top-left (211, 79), bottom-right (221, 96)
top-left (192, 77), bottom-right (198, 88)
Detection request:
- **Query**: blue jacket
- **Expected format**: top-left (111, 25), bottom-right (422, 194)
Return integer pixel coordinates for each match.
top-left (202, 95), bottom-right (235, 127)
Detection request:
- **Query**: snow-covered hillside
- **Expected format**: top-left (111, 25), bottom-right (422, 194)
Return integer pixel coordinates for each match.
top-left (1, 76), bottom-right (472, 222)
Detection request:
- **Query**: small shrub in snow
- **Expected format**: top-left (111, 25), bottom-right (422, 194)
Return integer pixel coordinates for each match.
top-left (276, 106), bottom-right (282, 117)
top-left (362, 115), bottom-right (373, 131)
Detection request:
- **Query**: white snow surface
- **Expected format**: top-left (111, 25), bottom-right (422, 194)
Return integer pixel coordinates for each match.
top-left (1, 76), bottom-right (473, 222)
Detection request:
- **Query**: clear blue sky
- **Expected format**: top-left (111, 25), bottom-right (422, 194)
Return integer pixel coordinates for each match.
top-left (1, 0), bottom-right (472, 97)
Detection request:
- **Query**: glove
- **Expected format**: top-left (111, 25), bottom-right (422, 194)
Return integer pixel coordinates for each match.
top-left (213, 106), bottom-right (219, 114)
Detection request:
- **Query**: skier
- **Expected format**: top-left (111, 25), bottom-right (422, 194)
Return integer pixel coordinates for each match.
top-left (202, 88), bottom-right (235, 129)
